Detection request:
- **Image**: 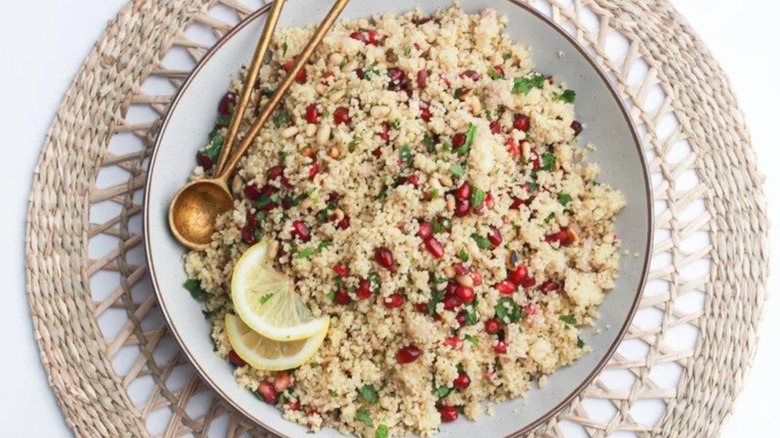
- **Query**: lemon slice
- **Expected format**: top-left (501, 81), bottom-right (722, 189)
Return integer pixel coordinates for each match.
top-left (232, 240), bottom-right (329, 341)
top-left (225, 314), bottom-right (327, 371)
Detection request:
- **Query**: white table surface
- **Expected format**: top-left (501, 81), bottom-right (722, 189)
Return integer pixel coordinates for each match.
top-left (1, 1), bottom-right (776, 436)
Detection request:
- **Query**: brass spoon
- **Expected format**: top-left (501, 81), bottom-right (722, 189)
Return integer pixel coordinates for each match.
top-left (169, 0), bottom-right (350, 250)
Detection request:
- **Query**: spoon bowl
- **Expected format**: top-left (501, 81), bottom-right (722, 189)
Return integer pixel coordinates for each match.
top-left (168, 178), bottom-right (233, 251)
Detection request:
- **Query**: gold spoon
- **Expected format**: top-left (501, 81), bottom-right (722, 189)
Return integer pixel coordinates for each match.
top-left (168, 0), bottom-right (350, 251)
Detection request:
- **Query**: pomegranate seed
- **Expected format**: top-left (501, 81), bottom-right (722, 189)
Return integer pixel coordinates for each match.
top-left (246, 211), bottom-right (259, 227)
top-left (523, 303), bottom-right (538, 318)
top-left (520, 276), bottom-right (537, 288)
top-left (508, 265), bottom-right (528, 285)
top-left (384, 293), bottom-right (404, 309)
top-left (460, 70), bottom-right (480, 81)
top-left (219, 92), bottom-right (237, 115)
top-left (337, 215), bottom-right (351, 230)
top-left (241, 225), bottom-right (257, 244)
top-left (493, 341), bottom-right (508, 354)
top-left (418, 221), bottom-right (433, 240)
top-left (488, 226), bottom-right (502, 247)
top-left (454, 181), bottom-right (471, 201)
top-left (454, 199), bottom-right (471, 217)
top-left (355, 69), bottom-right (366, 79)
top-left (495, 281), bottom-right (516, 295)
top-left (333, 106), bottom-right (351, 125)
top-left (396, 345), bottom-right (421, 364)
top-left (258, 381), bottom-right (278, 404)
top-left (445, 281), bottom-right (459, 295)
top-left (292, 220), bottom-right (310, 242)
top-left (471, 271), bottom-right (483, 286)
top-left (424, 237), bottom-right (445, 259)
top-left (453, 373), bottom-right (471, 390)
top-left (514, 114), bottom-right (531, 131)
top-left (443, 294), bottom-right (463, 311)
top-left (228, 350), bottom-right (246, 367)
top-left (571, 120), bottom-right (583, 136)
top-left (267, 165), bottom-right (285, 180)
top-left (493, 65), bottom-right (506, 77)
top-left (509, 197), bottom-right (524, 210)
top-left (407, 174), bottom-right (420, 187)
top-left (540, 280), bottom-right (561, 294)
top-left (485, 318), bottom-right (501, 334)
top-left (375, 247), bottom-right (395, 271)
top-left (444, 336), bottom-right (463, 350)
top-left (416, 303), bottom-right (429, 314)
top-left (196, 152), bottom-right (213, 171)
top-left (286, 401), bottom-right (300, 411)
top-left (439, 405), bottom-right (458, 422)
top-left (485, 193), bottom-right (495, 209)
top-left (274, 372), bottom-right (292, 392)
top-left (350, 31), bottom-right (367, 43)
top-left (455, 285), bottom-right (474, 303)
top-left (308, 162), bottom-right (320, 180)
top-left (356, 279), bottom-right (372, 299)
top-left (455, 312), bottom-right (467, 327)
top-left (333, 264), bottom-right (349, 277)
top-left (366, 29), bottom-right (381, 45)
top-left (304, 103), bottom-right (321, 124)
top-left (452, 132), bottom-right (467, 149)
top-left (452, 264), bottom-right (469, 277)
top-left (419, 102), bottom-right (432, 122)
top-left (387, 68), bottom-right (405, 86)
top-left (243, 184), bottom-right (262, 200)
top-left (282, 60), bottom-right (307, 83)
top-left (379, 121), bottom-right (391, 143)
top-left (489, 121), bottom-right (502, 134)
top-left (417, 69), bottom-right (428, 89)
top-left (334, 288), bottom-right (351, 305)
top-left (506, 138), bottom-right (520, 156)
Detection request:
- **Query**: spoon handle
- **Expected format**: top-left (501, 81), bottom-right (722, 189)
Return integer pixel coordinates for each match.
top-left (214, 0), bottom-right (286, 176)
top-left (217, 0), bottom-right (351, 183)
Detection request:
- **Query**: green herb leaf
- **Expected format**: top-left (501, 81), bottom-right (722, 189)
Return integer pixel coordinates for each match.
top-left (328, 389), bottom-right (338, 397)
top-left (403, 45), bottom-right (412, 56)
top-left (296, 247), bottom-right (316, 259)
top-left (368, 272), bottom-right (381, 290)
top-left (449, 164), bottom-right (465, 178)
top-left (488, 65), bottom-right (504, 80)
top-left (359, 385), bottom-right (379, 404)
top-left (464, 334), bottom-right (479, 346)
top-left (432, 219), bottom-right (444, 235)
top-left (454, 123), bottom-right (478, 155)
top-left (556, 89), bottom-right (576, 103)
top-left (356, 407), bottom-right (374, 428)
top-left (503, 53), bottom-right (513, 61)
top-left (541, 152), bottom-right (556, 171)
top-left (272, 110), bottom-right (291, 126)
top-left (398, 144), bottom-right (412, 167)
top-left (279, 150), bottom-right (290, 163)
top-left (260, 293), bottom-right (274, 304)
top-left (202, 304), bottom-right (225, 319)
top-left (544, 212), bottom-right (556, 223)
top-left (327, 290), bottom-right (336, 301)
top-left (495, 297), bottom-right (521, 323)
top-left (513, 73), bottom-right (547, 95)
top-left (465, 308), bottom-right (478, 325)
top-left (430, 188), bottom-right (440, 199)
top-left (183, 279), bottom-right (213, 302)
top-left (201, 131), bottom-right (225, 161)
top-left (423, 133), bottom-right (436, 153)
top-left (471, 233), bottom-right (491, 250)
top-left (577, 337), bottom-right (586, 348)
top-left (560, 313), bottom-right (577, 325)
top-left (282, 41), bottom-right (288, 56)
top-left (317, 241), bottom-right (332, 252)
top-left (432, 386), bottom-right (452, 398)
top-left (340, 58), bottom-right (348, 69)
top-left (348, 136), bottom-right (363, 153)
top-left (458, 248), bottom-right (470, 262)
top-left (428, 289), bottom-right (445, 315)
top-left (375, 424), bottom-right (389, 438)
top-left (471, 186), bottom-right (486, 207)
top-left (389, 120), bottom-right (401, 129)
top-left (557, 193), bottom-right (572, 207)
top-left (528, 181), bottom-right (540, 192)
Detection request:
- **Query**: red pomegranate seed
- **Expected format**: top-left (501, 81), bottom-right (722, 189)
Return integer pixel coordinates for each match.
top-left (366, 29), bottom-right (382, 45)
top-left (506, 138), bottom-right (520, 157)
top-left (540, 280), bottom-right (561, 294)
top-left (243, 184), bottom-right (262, 200)
top-left (308, 162), bottom-right (320, 180)
top-left (443, 294), bottom-right (463, 311)
top-left (520, 276), bottom-right (537, 288)
top-left (571, 120), bottom-right (583, 136)
top-left (452, 132), bottom-right (467, 149)
top-left (379, 121), bottom-right (391, 143)
top-left (286, 401), bottom-right (300, 411)
top-left (338, 215), bottom-right (351, 230)
top-left (454, 199), bottom-right (471, 217)
top-left (282, 60), bottom-right (307, 84)
top-left (514, 114), bottom-right (531, 131)
top-left (455, 312), bottom-right (467, 327)
top-left (267, 165), bottom-right (285, 180)
top-left (444, 336), bottom-right (463, 350)
top-left (384, 293), bottom-right (404, 309)
top-left (508, 265), bottom-right (528, 285)
top-left (490, 120), bottom-right (502, 134)
top-left (445, 281), bottom-right (459, 295)
top-left (219, 92), bottom-right (237, 115)
top-left (523, 303), bottom-right (538, 318)
top-left (350, 31), bottom-right (367, 42)
top-left (493, 341), bottom-right (507, 354)
top-left (334, 288), bottom-right (351, 305)
top-left (356, 279), bottom-right (372, 299)
top-left (333, 106), bottom-right (351, 125)
top-left (418, 221), bottom-right (433, 240)
top-left (473, 202), bottom-right (485, 216)
top-left (305, 103), bottom-right (321, 124)
top-left (455, 285), bottom-right (474, 303)
top-left (419, 102), bottom-right (432, 122)
top-left (417, 69), bottom-right (428, 89)
top-left (292, 220), bottom-right (310, 242)
top-left (196, 152), bottom-right (213, 171)
top-left (485, 318), bottom-right (501, 334)
top-left (274, 372), bottom-right (292, 392)
top-left (488, 226), bottom-right (502, 247)
top-left (241, 225), bottom-right (257, 245)
top-left (509, 197), bottom-right (524, 210)
top-left (471, 271), bottom-right (483, 286)
top-left (439, 405), bottom-right (458, 422)
top-left (453, 373), bottom-right (471, 390)
top-left (387, 68), bottom-right (405, 86)
top-left (375, 247), bottom-right (395, 271)
top-left (258, 381), bottom-right (277, 403)
top-left (485, 192), bottom-right (495, 209)
top-left (396, 345), bottom-right (421, 364)
top-left (228, 350), bottom-right (246, 367)
top-left (452, 263), bottom-right (469, 277)
top-left (493, 65), bottom-right (506, 78)
top-left (495, 281), bottom-right (516, 295)
top-left (460, 70), bottom-right (480, 81)
top-left (333, 264), bottom-right (349, 277)
top-left (246, 211), bottom-right (259, 227)
top-left (406, 174), bottom-right (420, 187)
top-left (355, 69), bottom-right (366, 79)
top-left (424, 238), bottom-right (445, 259)
top-left (454, 181), bottom-right (471, 201)
top-left (416, 303), bottom-right (429, 314)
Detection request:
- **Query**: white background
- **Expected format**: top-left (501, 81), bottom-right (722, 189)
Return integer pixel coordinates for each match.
top-left (0, 0), bottom-right (776, 436)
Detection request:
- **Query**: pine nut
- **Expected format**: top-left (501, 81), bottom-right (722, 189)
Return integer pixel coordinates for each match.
top-left (328, 146), bottom-right (341, 159)
top-left (328, 89), bottom-right (346, 103)
top-left (370, 106), bottom-right (391, 118)
top-left (317, 124), bottom-right (331, 146)
top-left (305, 123), bottom-right (317, 137)
top-left (281, 126), bottom-right (299, 139)
top-left (445, 194), bottom-right (456, 211)
top-left (455, 275), bottom-right (474, 288)
top-left (439, 175), bottom-right (453, 188)
top-left (328, 52), bottom-right (344, 67)
top-left (442, 266), bottom-right (456, 278)
top-left (342, 60), bottom-right (358, 73)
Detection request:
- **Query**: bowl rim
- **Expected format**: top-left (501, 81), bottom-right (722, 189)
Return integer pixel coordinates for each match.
top-left (143, 1), bottom-right (653, 436)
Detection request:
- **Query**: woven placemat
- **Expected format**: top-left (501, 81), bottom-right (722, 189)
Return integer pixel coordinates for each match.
top-left (25, 0), bottom-right (768, 436)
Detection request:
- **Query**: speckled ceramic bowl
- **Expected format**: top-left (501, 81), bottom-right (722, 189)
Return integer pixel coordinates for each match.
top-left (144, 0), bottom-right (652, 436)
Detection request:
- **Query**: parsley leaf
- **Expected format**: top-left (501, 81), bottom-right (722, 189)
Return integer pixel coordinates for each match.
top-left (560, 313), bottom-right (577, 325)
top-left (375, 424), bottom-right (389, 438)
top-left (282, 41), bottom-right (288, 56)
top-left (432, 386), bottom-right (452, 398)
top-left (201, 131), bottom-right (225, 161)
top-left (348, 136), bottom-right (362, 153)
top-left (328, 389), bottom-right (338, 397)
top-left (495, 297), bottom-right (521, 323)
top-left (454, 123), bottom-right (478, 155)
top-left (471, 233), bottom-right (491, 250)
top-left (398, 144), bottom-right (412, 167)
top-left (558, 193), bottom-right (572, 207)
top-left (359, 385), bottom-right (379, 404)
top-left (296, 247), bottom-right (316, 259)
top-left (259, 293), bottom-right (274, 304)
top-left (428, 289), bottom-right (445, 315)
top-left (389, 120), bottom-right (401, 129)
top-left (458, 248), bottom-right (470, 262)
top-left (356, 407), bottom-right (374, 427)
top-left (423, 133), bottom-right (436, 153)
top-left (540, 152), bottom-right (556, 171)
top-left (449, 164), bottom-right (465, 178)
top-left (272, 110), bottom-right (291, 126)
top-left (556, 89), bottom-right (576, 103)
top-left (317, 241), bottom-right (332, 252)
top-left (464, 334), bottom-right (479, 346)
top-left (403, 45), bottom-right (412, 56)
top-left (183, 279), bottom-right (213, 302)
top-left (471, 186), bottom-right (486, 207)
top-left (513, 73), bottom-right (546, 95)
top-left (577, 337), bottom-right (586, 348)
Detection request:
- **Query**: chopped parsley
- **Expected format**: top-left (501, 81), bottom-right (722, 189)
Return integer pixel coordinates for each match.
top-left (471, 186), bottom-right (486, 207)
top-left (356, 407), bottom-right (374, 427)
top-left (388, 120), bottom-right (401, 129)
top-left (398, 144), bottom-right (412, 167)
top-left (513, 72), bottom-right (546, 95)
top-left (560, 313), bottom-right (577, 325)
top-left (556, 89), bottom-right (576, 103)
top-left (359, 385), bottom-right (379, 404)
top-left (471, 233), bottom-right (491, 250)
top-left (272, 110), bottom-right (291, 126)
top-left (540, 152), bottom-right (556, 171)
top-left (403, 45), bottom-right (412, 56)
top-left (577, 337), bottom-right (586, 348)
top-left (295, 247), bottom-right (316, 259)
top-left (427, 289), bottom-right (445, 315)
top-left (464, 334), bottom-right (479, 346)
top-left (454, 123), bottom-right (478, 155)
top-left (458, 248), bottom-right (470, 262)
top-left (282, 41), bottom-right (288, 56)
top-left (200, 131), bottom-right (225, 161)
top-left (432, 386), bottom-right (452, 398)
top-left (488, 65), bottom-right (504, 80)
top-left (328, 389), bottom-right (338, 397)
top-left (558, 193), bottom-right (572, 207)
top-left (449, 164), bottom-right (466, 178)
top-left (279, 150), bottom-right (290, 163)
top-left (430, 188), bottom-right (440, 199)
top-left (259, 293), bottom-right (274, 304)
top-left (183, 279), bottom-right (213, 302)
top-left (423, 133), bottom-right (436, 153)
top-left (375, 424), bottom-right (389, 438)
top-left (348, 136), bottom-right (363, 153)
top-left (495, 297), bottom-right (521, 323)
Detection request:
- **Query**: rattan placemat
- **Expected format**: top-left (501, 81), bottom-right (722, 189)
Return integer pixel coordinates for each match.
top-left (25, 0), bottom-right (768, 436)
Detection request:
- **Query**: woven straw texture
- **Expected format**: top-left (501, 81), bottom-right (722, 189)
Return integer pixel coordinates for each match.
top-left (25, 0), bottom-right (768, 436)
